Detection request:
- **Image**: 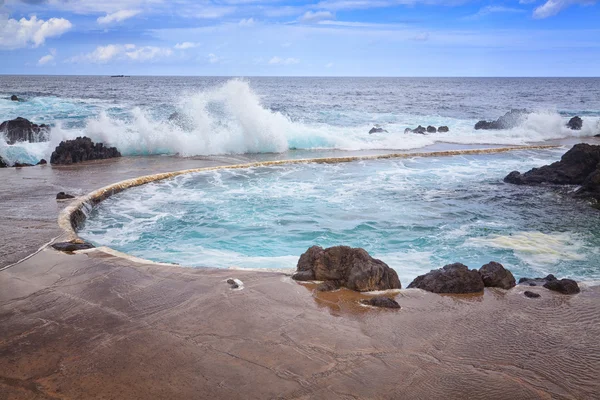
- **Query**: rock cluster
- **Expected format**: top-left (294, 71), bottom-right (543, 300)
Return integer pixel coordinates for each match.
top-left (404, 125), bottom-right (450, 134)
top-left (291, 245), bottom-right (401, 292)
top-left (0, 117), bottom-right (50, 144)
top-left (474, 109), bottom-right (528, 130)
top-left (50, 137), bottom-right (121, 165)
top-left (519, 274), bottom-right (580, 294)
top-left (504, 143), bottom-right (600, 202)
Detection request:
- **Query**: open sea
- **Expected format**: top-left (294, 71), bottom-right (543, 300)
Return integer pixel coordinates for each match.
top-left (2, 76), bottom-right (600, 283)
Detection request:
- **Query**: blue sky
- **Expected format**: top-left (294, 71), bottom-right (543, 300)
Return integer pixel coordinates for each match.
top-left (0, 0), bottom-right (598, 76)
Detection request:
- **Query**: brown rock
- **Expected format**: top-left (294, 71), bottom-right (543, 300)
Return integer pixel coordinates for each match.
top-left (360, 297), bottom-right (401, 309)
top-left (407, 263), bottom-right (484, 294)
top-left (479, 261), bottom-right (516, 289)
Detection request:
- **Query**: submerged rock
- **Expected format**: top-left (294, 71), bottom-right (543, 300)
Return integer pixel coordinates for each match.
top-left (50, 137), bottom-right (121, 165)
top-left (426, 125), bottom-right (437, 133)
top-left (474, 109), bottom-right (528, 130)
top-left (315, 280), bottom-right (341, 292)
top-left (292, 245), bottom-right (401, 292)
top-left (52, 241), bottom-right (95, 252)
top-left (407, 263), bottom-right (484, 294)
top-left (566, 116), bottom-right (583, 130)
top-left (524, 291), bottom-right (541, 299)
top-left (360, 297), bottom-right (401, 309)
top-left (56, 192), bottom-right (75, 200)
top-left (543, 279), bottom-right (580, 295)
top-left (0, 117), bottom-right (50, 144)
top-left (438, 126), bottom-right (449, 133)
top-left (479, 261), bottom-right (516, 290)
top-left (11, 95), bottom-right (18, 101)
top-left (368, 127), bottom-right (388, 134)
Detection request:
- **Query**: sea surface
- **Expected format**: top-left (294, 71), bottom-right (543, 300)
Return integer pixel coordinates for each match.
top-left (3, 76), bottom-right (600, 282)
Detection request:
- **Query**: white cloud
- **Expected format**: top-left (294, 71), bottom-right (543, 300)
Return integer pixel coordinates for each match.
top-left (239, 18), bottom-right (255, 27)
top-left (195, 6), bottom-right (235, 19)
top-left (175, 41), bottom-right (201, 49)
top-left (69, 44), bottom-right (172, 63)
top-left (533, 0), bottom-right (594, 18)
top-left (38, 48), bottom-right (57, 65)
top-left (467, 5), bottom-right (526, 19)
top-left (97, 9), bottom-right (141, 24)
top-left (208, 53), bottom-right (221, 63)
top-left (299, 10), bottom-right (335, 23)
top-left (0, 15), bottom-right (72, 50)
top-left (410, 32), bottom-right (430, 41)
top-left (269, 56), bottom-right (300, 65)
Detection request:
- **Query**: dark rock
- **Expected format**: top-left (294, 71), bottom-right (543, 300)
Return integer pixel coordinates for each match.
top-left (475, 109), bottom-right (528, 130)
top-left (13, 162), bottom-right (34, 167)
top-left (226, 278), bottom-right (239, 289)
top-left (407, 263), bottom-right (484, 294)
top-left (543, 279), bottom-right (580, 295)
top-left (503, 144), bottom-right (600, 194)
top-left (524, 291), bottom-right (540, 298)
top-left (438, 126), bottom-right (449, 133)
top-left (50, 136), bottom-right (121, 165)
top-left (292, 246), bottom-right (401, 292)
top-left (37, 159), bottom-right (47, 165)
top-left (479, 261), bottom-right (516, 290)
top-left (0, 157), bottom-right (7, 168)
top-left (316, 280), bottom-right (340, 292)
top-left (404, 128), bottom-right (412, 134)
top-left (0, 117), bottom-right (50, 144)
top-left (426, 125), bottom-right (437, 133)
top-left (11, 95), bottom-right (18, 101)
top-left (566, 116), bottom-right (583, 130)
top-left (413, 125), bottom-right (426, 134)
top-left (360, 297), bottom-right (401, 309)
top-left (368, 127), bottom-right (387, 134)
top-left (518, 274), bottom-right (557, 286)
top-left (56, 192), bottom-right (75, 200)
top-left (52, 241), bottom-right (95, 252)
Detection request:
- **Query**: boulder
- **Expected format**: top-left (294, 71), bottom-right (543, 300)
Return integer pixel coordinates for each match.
top-left (566, 116), bottom-right (583, 130)
top-left (226, 278), bottom-right (240, 289)
top-left (50, 136), bottom-right (121, 165)
top-left (543, 279), bottom-right (580, 295)
top-left (518, 274), bottom-right (557, 287)
top-left (524, 291), bottom-right (540, 298)
top-left (474, 109), bottom-right (528, 130)
top-left (0, 157), bottom-right (7, 168)
top-left (37, 159), bottom-right (47, 165)
top-left (360, 297), bottom-right (401, 309)
top-left (0, 117), bottom-right (50, 144)
top-left (11, 95), bottom-right (18, 101)
top-left (426, 125), bottom-right (437, 133)
top-left (407, 263), bottom-right (484, 294)
top-left (413, 125), bottom-right (426, 134)
top-left (438, 126), bottom-right (449, 133)
top-left (56, 192), bottom-right (75, 200)
top-left (504, 144), bottom-right (600, 186)
top-left (292, 245), bottom-right (401, 292)
top-left (52, 241), bottom-right (95, 252)
top-left (479, 261), bottom-right (516, 289)
top-left (369, 127), bottom-right (388, 134)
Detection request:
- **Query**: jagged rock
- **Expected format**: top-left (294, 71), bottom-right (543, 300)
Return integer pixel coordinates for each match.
top-left (360, 297), bottom-right (401, 309)
top-left (543, 279), bottom-right (580, 295)
top-left (475, 109), bottom-right (528, 130)
top-left (11, 95), bottom-right (18, 101)
top-left (504, 144), bottom-right (600, 202)
top-left (56, 192), bottom-right (75, 200)
top-left (566, 116), bottom-right (583, 130)
top-left (438, 126), bottom-right (449, 133)
top-left (37, 159), bottom-right (47, 165)
top-left (13, 162), bottom-right (34, 167)
top-left (518, 274), bottom-right (557, 287)
top-left (50, 137), bottom-right (121, 165)
top-left (0, 157), bottom-right (8, 168)
top-left (426, 126), bottom-right (437, 133)
top-left (524, 291), bottom-right (540, 298)
top-left (0, 117), bottom-right (50, 144)
top-left (479, 261), bottom-right (516, 290)
top-left (52, 241), bottom-right (95, 252)
top-left (292, 246), bottom-right (401, 292)
top-left (407, 263), bottom-right (484, 294)
top-left (369, 127), bottom-right (387, 134)
top-left (413, 125), bottom-right (426, 134)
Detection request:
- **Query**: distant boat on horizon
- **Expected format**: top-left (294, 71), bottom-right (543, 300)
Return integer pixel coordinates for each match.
top-left (110, 75), bottom-right (129, 78)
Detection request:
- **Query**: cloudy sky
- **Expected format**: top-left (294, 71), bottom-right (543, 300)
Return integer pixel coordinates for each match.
top-left (0, 0), bottom-right (598, 76)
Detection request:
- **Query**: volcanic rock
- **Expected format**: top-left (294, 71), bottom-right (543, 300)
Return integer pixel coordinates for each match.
top-left (0, 117), bottom-right (50, 144)
top-left (524, 291), bottom-right (540, 298)
top-left (474, 109), bottom-right (528, 130)
top-left (543, 279), bottom-right (580, 295)
top-left (438, 126), bottom-right (449, 133)
top-left (292, 246), bottom-right (401, 292)
top-left (11, 95), bottom-right (18, 101)
top-left (369, 127), bottom-right (388, 134)
top-left (56, 192), bottom-right (75, 200)
top-left (426, 125), bottom-right (437, 133)
top-left (566, 116), bottom-right (583, 130)
top-left (360, 297), bottom-right (401, 309)
top-left (407, 263), bottom-right (484, 294)
top-left (37, 159), bottom-right (47, 165)
top-left (52, 241), bottom-right (95, 252)
top-left (518, 274), bottom-right (557, 287)
top-left (50, 136), bottom-right (121, 165)
top-left (479, 261), bottom-right (516, 290)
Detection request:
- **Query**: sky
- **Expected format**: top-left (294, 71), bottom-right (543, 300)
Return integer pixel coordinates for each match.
top-left (0, 0), bottom-right (598, 76)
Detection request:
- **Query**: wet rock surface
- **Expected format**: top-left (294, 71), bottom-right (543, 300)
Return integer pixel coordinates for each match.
top-left (360, 297), bottom-right (401, 309)
top-left (475, 109), bottom-right (528, 130)
top-left (566, 116), bottom-right (583, 130)
top-left (368, 127), bottom-right (387, 134)
top-left (0, 157), bottom-right (8, 168)
top-left (50, 136), bottom-right (121, 165)
top-left (37, 159), bottom-right (47, 165)
top-left (407, 263), bottom-right (484, 294)
top-left (0, 117), bottom-right (50, 144)
top-left (426, 125), bottom-right (437, 133)
top-left (292, 245), bottom-right (401, 292)
top-left (519, 274), bottom-right (557, 287)
top-left (10, 95), bottom-right (18, 101)
top-left (52, 241), bottom-right (95, 252)
top-left (479, 261), bottom-right (516, 290)
top-left (524, 291), bottom-right (541, 298)
top-left (437, 126), bottom-right (449, 132)
top-left (56, 192), bottom-right (75, 200)
top-left (543, 279), bottom-right (580, 295)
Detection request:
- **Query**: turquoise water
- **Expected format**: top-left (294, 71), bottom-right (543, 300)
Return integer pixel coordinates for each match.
top-left (79, 148), bottom-right (600, 285)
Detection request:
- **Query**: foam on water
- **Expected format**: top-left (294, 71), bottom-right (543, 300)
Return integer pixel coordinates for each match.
top-left (79, 148), bottom-right (600, 283)
top-left (2, 79), bottom-right (600, 165)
